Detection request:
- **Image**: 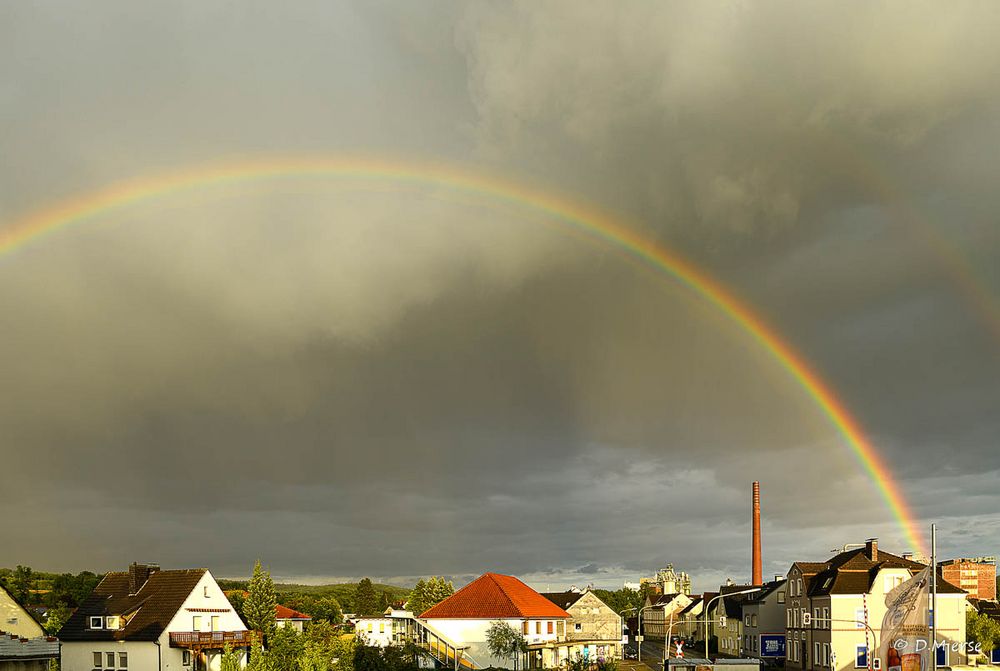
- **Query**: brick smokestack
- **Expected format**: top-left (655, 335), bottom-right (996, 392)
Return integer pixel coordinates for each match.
top-left (752, 481), bottom-right (762, 585)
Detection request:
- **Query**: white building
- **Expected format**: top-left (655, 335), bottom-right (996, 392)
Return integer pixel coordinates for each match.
top-left (275, 605), bottom-right (311, 633)
top-left (0, 584), bottom-right (44, 640)
top-left (59, 563), bottom-right (250, 671)
top-left (420, 573), bottom-right (572, 669)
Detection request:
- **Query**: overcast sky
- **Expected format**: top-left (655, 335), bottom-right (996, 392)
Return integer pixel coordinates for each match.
top-left (1, 2), bottom-right (998, 593)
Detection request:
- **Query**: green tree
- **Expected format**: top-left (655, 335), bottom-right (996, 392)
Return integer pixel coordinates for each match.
top-left (311, 596), bottom-right (344, 625)
top-left (221, 644), bottom-right (243, 671)
top-left (270, 625), bottom-right (305, 671)
top-left (301, 621), bottom-right (355, 671)
top-left (967, 610), bottom-right (1000, 654)
top-left (407, 577), bottom-right (453, 616)
top-left (45, 603), bottom-right (72, 636)
top-left (246, 561), bottom-right (278, 640)
top-left (354, 579), bottom-right (379, 617)
top-left (10, 565), bottom-right (33, 604)
top-left (486, 620), bottom-right (526, 670)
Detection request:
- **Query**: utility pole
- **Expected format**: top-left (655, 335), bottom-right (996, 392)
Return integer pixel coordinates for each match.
top-left (931, 524), bottom-right (937, 671)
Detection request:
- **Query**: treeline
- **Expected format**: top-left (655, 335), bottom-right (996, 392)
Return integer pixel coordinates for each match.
top-left (0, 565), bottom-right (103, 633)
top-left (218, 577), bottom-right (411, 617)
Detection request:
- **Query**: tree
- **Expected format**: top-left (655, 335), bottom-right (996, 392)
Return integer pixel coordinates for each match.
top-left (301, 621), bottom-right (355, 671)
top-left (269, 625), bottom-right (305, 671)
top-left (9, 565), bottom-right (33, 604)
top-left (354, 579), bottom-right (379, 617)
top-left (45, 604), bottom-right (72, 636)
top-left (486, 620), bottom-right (526, 670)
top-left (407, 577), bottom-right (453, 616)
top-left (311, 596), bottom-right (344, 625)
top-left (221, 644), bottom-right (243, 671)
top-left (246, 561), bottom-right (278, 640)
top-left (967, 610), bottom-right (1000, 654)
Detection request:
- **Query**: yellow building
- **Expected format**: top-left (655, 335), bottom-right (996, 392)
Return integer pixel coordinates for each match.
top-left (785, 539), bottom-right (967, 671)
top-left (0, 584), bottom-right (44, 639)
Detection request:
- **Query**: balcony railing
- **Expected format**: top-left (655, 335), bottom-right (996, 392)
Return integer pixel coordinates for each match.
top-left (169, 631), bottom-right (256, 648)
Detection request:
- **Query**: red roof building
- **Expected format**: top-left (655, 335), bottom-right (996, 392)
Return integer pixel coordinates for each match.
top-left (421, 573), bottom-right (570, 620)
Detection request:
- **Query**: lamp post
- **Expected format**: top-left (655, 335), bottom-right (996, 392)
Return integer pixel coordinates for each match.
top-left (702, 588), bottom-right (762, 661)
top-left (619, 607), bottom-right (637, 648)
top-left (637, 604), bottom-right (658, 663)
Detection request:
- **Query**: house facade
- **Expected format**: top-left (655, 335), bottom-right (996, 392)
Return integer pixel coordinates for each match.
top-left (741, 579), bottom-right (787, 661)
top-left (642, 593), bottom-right (692, 640)
top-left (419, 573), bottom-right (571, 669)
top-left (59, 563), bottom-right (250, 671)
top-left (0, 585), bottom-right (44, 640)
top-left (785, 539), bottom-right (967, 671)
top-left (541, 590), bottom-right (623, 660)
top-left (275, 605), bottom-right (311, 633)
top-left (939, 557), bottom-right (996, 601)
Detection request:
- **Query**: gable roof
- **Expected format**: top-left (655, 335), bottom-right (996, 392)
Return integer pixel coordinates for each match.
top-left (796, 548), bottom-right (965, 597)
top-left (275, 604), bottom-right (312, 621)
top-left (540, 591), bottom-right (586, 610)
top-left (59, 569), bottom-right (208, 642)
top-left (421, 573), bottom-right (570, 619)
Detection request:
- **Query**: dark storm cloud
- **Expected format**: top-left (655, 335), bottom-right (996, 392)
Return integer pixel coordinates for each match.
top-left (1, 1), bottom-right (998, 589)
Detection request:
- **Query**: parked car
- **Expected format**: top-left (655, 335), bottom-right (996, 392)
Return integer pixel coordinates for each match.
top-left (624, 644), bottom-right (639, 660)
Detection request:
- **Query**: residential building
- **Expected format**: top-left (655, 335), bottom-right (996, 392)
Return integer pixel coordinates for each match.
top-left (0, 585), bottom-right (44, 639)
top-left (939, 557), bottom-right (996, 601)
top-left (59, 562), bottom-right (250, 671)
top-left (785, 539), bottom-right (967, 671)
top-left (0, 633), bottom-right (60, 671)
top-left (741, 578), bottom-right (787, 661)
top-left (354, 610), bottom-right (414, 647)
top-left (275, 605), bottom-right (311, 632)
top-left (642, 593), bottom-right (692, 640)
top-left (419, 573), bottom-right (571, 669)
top-left (674, 596), bottom-right (704, 642)
top-left (541, 590), bottom-right (623, 660)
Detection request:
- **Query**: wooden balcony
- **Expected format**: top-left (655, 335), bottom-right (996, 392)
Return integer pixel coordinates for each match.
top-left (169, 630), bottom-right (256, 649)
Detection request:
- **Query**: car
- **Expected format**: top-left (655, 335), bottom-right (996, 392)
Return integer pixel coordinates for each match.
top-left (624, 644), bottom-right (639, 660)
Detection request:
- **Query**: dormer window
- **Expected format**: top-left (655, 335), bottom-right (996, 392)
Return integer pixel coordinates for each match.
top-left (106, 616), bottom-right (121, 629)
top-left (90, 616), bottom-right (104, 629)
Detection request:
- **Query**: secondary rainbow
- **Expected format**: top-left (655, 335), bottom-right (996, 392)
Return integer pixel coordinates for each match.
top-left (0, 155), bottom-right (928, 554)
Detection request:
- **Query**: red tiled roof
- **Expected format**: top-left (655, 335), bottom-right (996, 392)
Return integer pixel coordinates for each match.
top-left (275, 605), bottom-right (311, 620)
top-left (420, 573), bottom-right (570, 619)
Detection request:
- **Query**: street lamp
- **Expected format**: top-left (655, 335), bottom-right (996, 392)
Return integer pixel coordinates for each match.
top-left (619, 607), bottom-right (637, 647)
top-left (637, 604), bottom-right (659, 663)
top-left (702, 588), bottom-right (762, 661)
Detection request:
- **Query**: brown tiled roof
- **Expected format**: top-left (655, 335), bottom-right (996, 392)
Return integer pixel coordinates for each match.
top-left (421, 573), bottom-right (570, 619)
top-left (275, 604), bottom-right (311, 620)
top-left (800, 549), bottom-right (965, 597)
top-left (59, 569), bottom-right (208, 642)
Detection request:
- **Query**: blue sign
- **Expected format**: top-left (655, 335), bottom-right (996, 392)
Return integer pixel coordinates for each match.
top-left (760, 635), bottom-right (786, 658)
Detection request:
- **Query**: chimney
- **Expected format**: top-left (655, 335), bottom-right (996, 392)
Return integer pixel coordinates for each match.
top-left (865, 538), bottom-right (879, 562)
top-left (128, 562), bottom-right (160, 595)
top-left (752, 481), bottom-right (762, 585)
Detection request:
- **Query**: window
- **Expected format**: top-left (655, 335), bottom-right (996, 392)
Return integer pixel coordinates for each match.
top-left (211, 615), bottom-right (220, 631)
top-left (119, 652), bottom-right (128, 668)
top-left (204, 586), bottom-right (209, 598)
top-left (751, 614), bottom-right (758, 627)
top-left (182, 650), bottom-right (192, 666)
top-left (523, 621), bottom-right (529, 635)
top-left (778, 591), bottom-right (786, 604)
top-left (106, 652), bottom-right (116, 668)
top-left (856, 645), bottom-right (869, 668)
top-left (855, 608), bottom-right (866, 629)
top-left (936, 643), bottom-right (948, 667)
top-left (823, 643), bottom-right (830, 667)
top-left (192, 616), bottom-right (202, 631)
top-left (367, 622), bottom-right (373, 633)
top-left (105, 616), bottom-right (120, 629)
top-left (575, 623), bottom-right (582, 631)
top-left (745, 615), bottom-right (751, 627)
top-left (90, 616), bottom-right (104, 630)
top-left (547, 621), bottom-right (553, 634)
top-left (815, 643), bottom-right (821, 665)
top-left (823, 607), bottom-right (830, 629)
top-left (536, 621), bottom-right (541, 635)
top-left (93, 652), bottom-right (103, 668)
top-left (379, 622), bottom-right (385, 634)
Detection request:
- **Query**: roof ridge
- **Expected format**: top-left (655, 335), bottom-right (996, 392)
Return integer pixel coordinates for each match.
top-left (486, 573), bottom-right (522, 616)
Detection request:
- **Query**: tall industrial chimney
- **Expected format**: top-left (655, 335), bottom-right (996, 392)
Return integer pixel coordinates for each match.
top-left (752, 481), bottom-right (762, 585)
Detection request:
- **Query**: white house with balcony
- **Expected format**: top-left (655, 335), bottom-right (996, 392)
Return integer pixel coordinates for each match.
top-left (58, 563), bottom-right (250, 671)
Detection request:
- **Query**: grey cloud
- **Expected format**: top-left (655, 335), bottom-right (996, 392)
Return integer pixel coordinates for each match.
top-left (1, 1), bottom-right (998, 588)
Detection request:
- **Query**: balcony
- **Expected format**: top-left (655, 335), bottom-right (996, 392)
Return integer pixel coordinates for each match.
top-left (169, 631), bottom-right (256, 649)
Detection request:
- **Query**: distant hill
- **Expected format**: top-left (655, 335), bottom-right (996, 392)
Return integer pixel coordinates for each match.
top-left (217, 579), bottom-right (411, 613)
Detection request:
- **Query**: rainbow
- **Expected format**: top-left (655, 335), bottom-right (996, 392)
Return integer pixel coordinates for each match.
top-left (0, 155), bottom-right (927, 554)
